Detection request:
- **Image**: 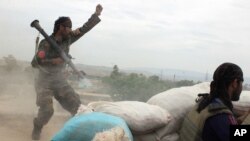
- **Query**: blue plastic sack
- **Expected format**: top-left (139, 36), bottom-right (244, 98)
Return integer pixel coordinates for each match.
top-left (51, 112), bottom-right (133, 141)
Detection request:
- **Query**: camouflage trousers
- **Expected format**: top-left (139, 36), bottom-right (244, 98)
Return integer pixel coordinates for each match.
top-left (33, 71), bottom-right (81, 127)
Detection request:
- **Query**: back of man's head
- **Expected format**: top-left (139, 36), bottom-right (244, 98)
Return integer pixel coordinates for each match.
top-left (197, 62), bottom-right (243, 112)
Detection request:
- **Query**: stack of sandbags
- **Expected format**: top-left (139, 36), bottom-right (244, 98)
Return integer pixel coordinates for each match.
top-left (51, 112), bottom-right (133, 141)
top-left (134, 120), bottom-right (180, 141)
top-left (135, 82), bottom-right (210, 141)
top-left (88, 101), bottom-right (172, 135)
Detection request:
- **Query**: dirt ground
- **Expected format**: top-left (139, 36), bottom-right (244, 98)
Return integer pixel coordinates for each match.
top-left (0, 87), bottom-right (72, 141)
top-left (0, 70), bottom-right (73, 141)
top-left (0, 63), bottom-right (114, 141)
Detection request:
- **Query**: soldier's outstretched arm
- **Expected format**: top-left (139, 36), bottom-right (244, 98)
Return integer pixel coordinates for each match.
top-left (70, 4), bottom-right (103, 44)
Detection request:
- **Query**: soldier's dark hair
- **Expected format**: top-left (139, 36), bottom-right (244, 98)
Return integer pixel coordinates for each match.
top-left (197, 62), bottom-right (243, 113)
top-left (53, 16), bottom-right (72, 34)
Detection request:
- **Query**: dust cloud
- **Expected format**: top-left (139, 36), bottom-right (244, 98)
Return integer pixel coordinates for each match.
top-left (0, 65), bottom-right (70, 141)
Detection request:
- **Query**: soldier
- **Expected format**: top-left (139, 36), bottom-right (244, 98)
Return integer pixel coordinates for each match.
top-left (31, 4), bottom-right (103, 140)
top-left (179, 62), bottom-right (245, 141)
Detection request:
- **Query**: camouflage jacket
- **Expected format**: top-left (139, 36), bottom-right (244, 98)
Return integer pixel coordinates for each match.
top-left (32, 14), bottom-right (101, 73)
top-left (179, 98), bottom-right (233, 141)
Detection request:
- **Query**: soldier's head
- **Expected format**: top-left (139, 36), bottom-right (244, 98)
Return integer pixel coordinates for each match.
top-left (197, 62), bottom-right (244, 112)
top-left (53, 16), bottom-right (72, 39)
top-left (211, 62), bottom-right (244, 102)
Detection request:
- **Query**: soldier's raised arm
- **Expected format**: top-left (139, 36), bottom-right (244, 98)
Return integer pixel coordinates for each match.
top-left (70, 4), bottom-right (103, 44)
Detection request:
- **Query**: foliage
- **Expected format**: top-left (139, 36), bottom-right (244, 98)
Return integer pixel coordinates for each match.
top-left (102, 65), bottom-right (196, 102)
top-left (175, 80), bottom-right (195, 87)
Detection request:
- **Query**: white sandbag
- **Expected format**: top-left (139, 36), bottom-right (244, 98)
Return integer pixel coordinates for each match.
top-left (88, 101), bottom-right (172, 134)
top-left (161, 133), bottom-right (179, 141)
top-left (134, 132), bottom-right (179, 141)
top-left (154, 118), bottom-right (179, 138)
top-left (147, 82), bottom-right (210, 133)
top-left (134, 132), bottom-right (157, 141)
top-left (76, 104), bottom-right (94, 116)
top-left (92, 127), bottom-right (129, 141)
top-left (134, 118), bottom-right (179, 141)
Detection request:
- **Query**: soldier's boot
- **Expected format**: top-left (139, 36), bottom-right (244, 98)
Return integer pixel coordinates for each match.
top-left (32, 119), bottom-right (43, 140)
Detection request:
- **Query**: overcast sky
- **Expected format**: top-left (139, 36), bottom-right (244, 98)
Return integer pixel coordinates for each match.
top-left (1, 0), bottom-right (250, 77)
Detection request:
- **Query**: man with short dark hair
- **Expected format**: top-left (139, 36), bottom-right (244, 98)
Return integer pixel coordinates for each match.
top-left (179, 62), bottom-right (245, 141)
top-left (31, 4), bottom-right (103, 140)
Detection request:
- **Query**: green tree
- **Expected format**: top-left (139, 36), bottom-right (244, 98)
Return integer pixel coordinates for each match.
top-left (110, 65), bottom-right (120, 78)
top-left (102, 66), bottom-right (197, 102)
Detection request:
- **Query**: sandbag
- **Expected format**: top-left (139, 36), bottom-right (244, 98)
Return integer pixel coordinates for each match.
top-left (88, 101), bottom-right (171, 134)
top-left (147, 82), bottom-right (210, 133)
top-left (51, 112), bottom-right (133, 141)
top-left (161, 133), bottom-right (179, 141)
top-left (134, 118), bottom-right (179, 141)
top-left (134, 132), bottom-right (179, 141)
top-left (92, 127), bottom-right (129, 141)
top-left (76, 104), bottom-right (94, 116)
top-left (134, 132), bottom-right (157, 141)
top-left (154, 118), bottom-right (179, 138)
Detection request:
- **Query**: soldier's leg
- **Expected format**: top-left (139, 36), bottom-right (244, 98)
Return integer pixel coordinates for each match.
top-left (54, 85), bottom-right (81, 116)
top-left (32, 87), bottom-right (54, 140)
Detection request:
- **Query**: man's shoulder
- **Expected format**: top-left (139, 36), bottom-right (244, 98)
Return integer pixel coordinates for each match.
top-left (39, 37), bottom-right (53, 47)
top-left (40, 35), bottom-right (55, 43)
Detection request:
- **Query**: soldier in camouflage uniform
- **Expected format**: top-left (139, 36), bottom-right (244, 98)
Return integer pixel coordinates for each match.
top-left (31, 4), bottom-right (103, 140)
